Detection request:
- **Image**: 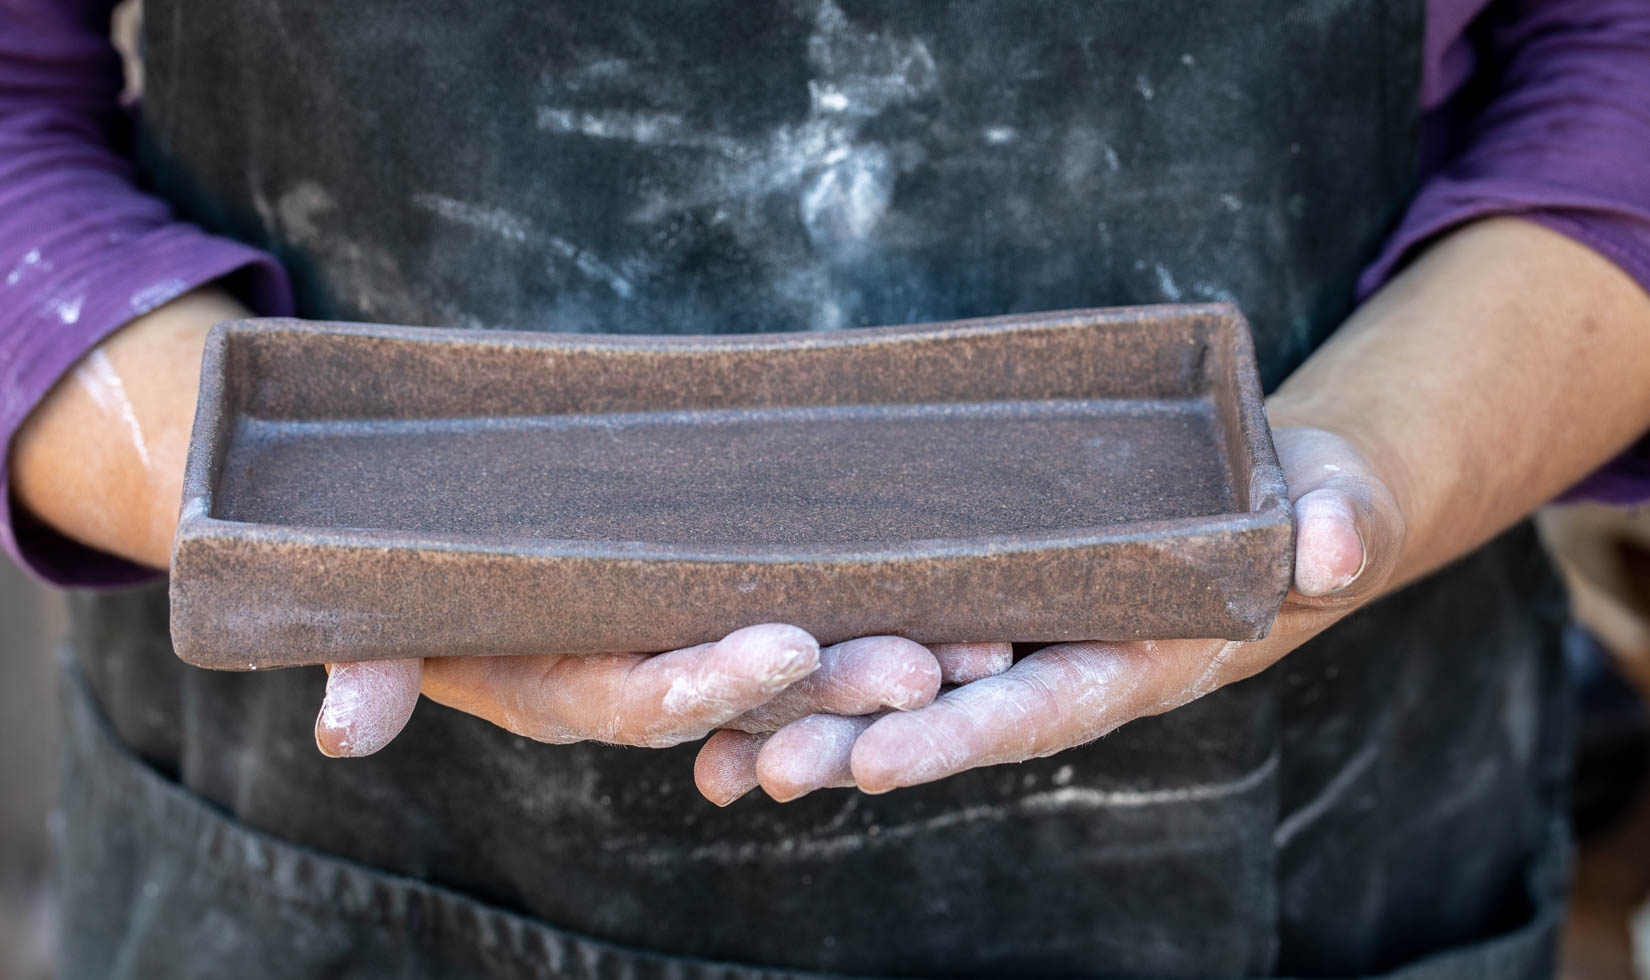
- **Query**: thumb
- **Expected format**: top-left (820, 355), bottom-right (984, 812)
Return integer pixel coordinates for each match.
top-left (315, 658), bottom-right (424, 758)
top-left (1272, 426), bottom-right (1405, 605)
top-left (1293, 488), bottom-right (1368, 597)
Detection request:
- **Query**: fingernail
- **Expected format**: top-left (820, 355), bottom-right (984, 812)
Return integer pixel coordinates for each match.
top-left (1295, 493), bottom-right (1366, 596)
top-left (314, 687), bottom-right (352, 758)
top-left (314, 721), bottom-right (342, 759)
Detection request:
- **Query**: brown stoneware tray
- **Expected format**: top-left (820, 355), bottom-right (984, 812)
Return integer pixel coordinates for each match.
top-left (169, 305), bottom-right (1292, 670)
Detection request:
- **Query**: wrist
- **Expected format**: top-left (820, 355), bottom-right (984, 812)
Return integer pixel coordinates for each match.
top-left (11, 285), bottom-right (249, 571)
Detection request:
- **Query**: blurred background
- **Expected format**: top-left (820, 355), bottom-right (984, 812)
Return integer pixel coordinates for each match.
top-left (1, 557), bottom-right (64, 980)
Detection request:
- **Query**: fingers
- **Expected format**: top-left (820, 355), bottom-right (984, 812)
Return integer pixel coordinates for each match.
top-left (315, 658), bottom-right (424, 758)
top-left (695, 639), bottom-right (1013, 804)
top-left (850, 643), bottom-right (1160, 793)
top-left (694, 715), bottom-right (875, 805)
top-left (420, 623), bottom-right (819, 747)
top-left (756, 714), bottom-right (878, 802)
top-left (931, 642), bottom-right (1014, 684)
top-left (694, 730), bottom-right (769, 806)
top-left (724, 635), bottom-right (941, 733)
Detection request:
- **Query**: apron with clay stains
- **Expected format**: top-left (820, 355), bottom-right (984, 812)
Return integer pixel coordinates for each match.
top-left (54, 2), bottom-right (1569, 977)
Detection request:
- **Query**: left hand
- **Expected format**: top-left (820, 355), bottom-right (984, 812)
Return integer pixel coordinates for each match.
top-left (692, 425), bottom-right (1405, 802)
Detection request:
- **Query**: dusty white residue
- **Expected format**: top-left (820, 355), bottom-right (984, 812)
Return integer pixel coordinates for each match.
top-left (661, 674), bottom-right (701, 717)
top-left (983, 126), bottom-right (1017, 145)
top-left (807, 0), bottom-right (936, 117)
top-left (1052, 764), bottom-right (1075, 786)
top-left (761, 714), bottom-right (868, 796)
top-left (535, 106), bottom-right (689, 144)
top-left (538, 0), bottom-right (932, 312)
top-left (1135, 74), bottom-right (1155, 100)
top-left (1322, 463), bottom-right (1342, 472)
top-left (546, 236), bottom-right (636, 298)
top-left (1273, 742), bottom-right (1379, 847)
top-left (129, 278), bottom-right (188, 314)
top-left (1193, 281), bottom-right (1239, 304)
top-left (1176, 640), bottom-right (1245, 708)
top-left (815, 298), bottom-right (847, 330)
top-left (811, 85), bottom-right (852, 113)
top-left (1181, 53), bottom-right (1196, 67)
top-left (652, 750), bottom-right (1281, 865)
top-left (1219, 193), bottom-right (1243, 212)
top-left (1153, 263), bottom-right (1183, 301)
top-left (1103, 144), bottom-right (1122, 172)
top-left (412, 193), bottom-right (532, 243)
top-left (800, 144), bottom-right (894, 243)
top-left (5, 247), bottom-right (49, 287)
top-left (75, 349), bottom-right (151, 470)
top-left (53, 294), bottom-right (84, 324)
top-left (275, 181), bottom-right (337, 244)
top-left (260, 180), bottom-right (436, 321)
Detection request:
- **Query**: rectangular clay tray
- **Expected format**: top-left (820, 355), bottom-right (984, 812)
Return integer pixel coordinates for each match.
top-left (169, 304), bottom-right (1292, 670)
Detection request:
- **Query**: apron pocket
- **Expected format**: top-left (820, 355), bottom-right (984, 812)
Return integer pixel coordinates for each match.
top-left (53, 659), bottom-right (852, 980)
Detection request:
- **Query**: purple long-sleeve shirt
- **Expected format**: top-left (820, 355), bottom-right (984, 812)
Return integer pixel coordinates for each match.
top-left (3, 0), bottom-right (1650, 587)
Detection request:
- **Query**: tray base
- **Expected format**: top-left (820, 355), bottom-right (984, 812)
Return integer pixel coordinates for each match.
top-left (219, 398), bottom-right (1233, 547)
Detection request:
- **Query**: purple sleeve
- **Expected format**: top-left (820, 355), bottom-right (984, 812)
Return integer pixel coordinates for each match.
top-left (1363, 0), bottom-right (1650, 505)
top-left (0, 1), bottom-right (294, 586)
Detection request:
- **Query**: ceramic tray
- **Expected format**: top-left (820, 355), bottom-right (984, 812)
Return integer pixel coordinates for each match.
top-left (169, 305), bottom-right (1292, 670)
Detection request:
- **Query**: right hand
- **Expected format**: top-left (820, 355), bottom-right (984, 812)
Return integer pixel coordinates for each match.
top-left (319, 634), bottom-right (1011, 807)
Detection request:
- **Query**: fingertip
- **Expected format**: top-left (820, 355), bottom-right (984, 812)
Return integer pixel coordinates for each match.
top-left (1293, 490), bottom-right (1366, 597)
top-left (756, 714), bottom-right (866, 802)
top-left (723, 623), bottom-right (821, 687)
top-left (931, 642), bottom-right (1014, 685)
top-left (695, 730), bottom-right (766, 806)
top-left (315, 658), bottom-right (423, 758)
top-left (875, 638), bottom-right (942, 710)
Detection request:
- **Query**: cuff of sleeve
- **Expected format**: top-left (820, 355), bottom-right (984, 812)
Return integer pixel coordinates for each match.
top-left (1357, 183), bottom-right (1650, 304)
top-left (1, 224), bottom-right (293, 588)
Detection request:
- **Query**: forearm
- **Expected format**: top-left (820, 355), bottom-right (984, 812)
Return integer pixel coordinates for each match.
top-left (9, 286), bottom-right (248, 570)
top-left (1271, 217), bottom-right (1650, 588)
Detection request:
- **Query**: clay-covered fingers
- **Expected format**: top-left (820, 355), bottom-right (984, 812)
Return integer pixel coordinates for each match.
top-left (418, 623), bottom-right (820, 748)
top-left (693, 639), bottom-right (1017, 804)
top-left (695, 715), bottom-right (879, 805)
top-left (758, 714), bottom-right (879, 802)
top-left (723, 635), bottom-right (943, 733)
top-left (847, 641), bottom-right (1190, 793)
top-left (931, 641), bottom-right (1014, 684)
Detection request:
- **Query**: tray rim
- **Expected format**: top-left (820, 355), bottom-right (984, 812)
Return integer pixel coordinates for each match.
top-left (174, 302), bottom-right (1290, 565)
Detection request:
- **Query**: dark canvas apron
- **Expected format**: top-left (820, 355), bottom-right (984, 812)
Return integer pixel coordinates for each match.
top-left (54, 1), bottom-right (1568, 976)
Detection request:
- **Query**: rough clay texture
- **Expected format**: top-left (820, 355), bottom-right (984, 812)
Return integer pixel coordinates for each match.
top-left (169, 304), bottom-right (1292, 669)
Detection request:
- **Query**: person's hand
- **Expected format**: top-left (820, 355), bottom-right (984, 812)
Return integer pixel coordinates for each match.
top-left (315, 634), bottom-right (1010, 778)
top-left (694, 425), bottom-right (1405, 801)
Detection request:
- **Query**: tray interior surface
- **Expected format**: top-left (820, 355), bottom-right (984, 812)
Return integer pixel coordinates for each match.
top-left (215, 397), bottom-right (1235, 547)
